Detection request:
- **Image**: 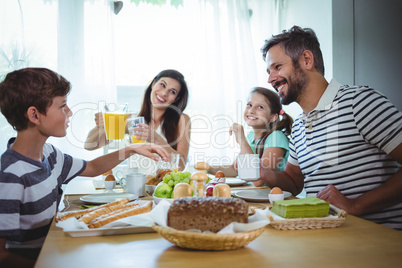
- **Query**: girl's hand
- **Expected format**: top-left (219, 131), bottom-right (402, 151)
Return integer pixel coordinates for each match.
top-left (128, 143), bottom-right (169, 162)
top-left (94, 112), bottom-right (104, 129)
top-left (229, 123), bottom-right (246, 144)
top-left (252, 179), bottom-right (265, 187)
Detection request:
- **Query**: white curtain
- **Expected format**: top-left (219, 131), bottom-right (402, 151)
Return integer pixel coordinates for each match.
top-left (187, 0), bottom-right (258, 166)
top-left (49, 0), bottom-right (116, 160)
top-left (0, 0), bottom-right (116, 159)
top-left (0, 0), bottom-right (281, 168)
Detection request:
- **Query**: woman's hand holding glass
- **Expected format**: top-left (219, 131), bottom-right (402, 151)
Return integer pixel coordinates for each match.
top-left (127, 117), bottom-right (146, 143)
top-left (131, 123), bottom-right (161, 144)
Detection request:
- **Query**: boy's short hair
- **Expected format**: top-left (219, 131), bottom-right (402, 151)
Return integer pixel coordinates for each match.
top-left (0, 68), bottom-right (71, 131)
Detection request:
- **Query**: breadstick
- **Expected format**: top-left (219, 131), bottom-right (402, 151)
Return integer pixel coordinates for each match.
top-left (78, 200), bottom-right (132, 224)
top-left (56, 198), bottom-right (130, 222)
top-left (55, 210), bottom-right (92, 222)
top-left (88, 202), bottom-right (139, 222)
top-left (88, 201), bottom-right (153, 228)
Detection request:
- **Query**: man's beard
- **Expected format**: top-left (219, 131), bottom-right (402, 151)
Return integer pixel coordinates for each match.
top-left (280, 63), bottom-right (308, 105)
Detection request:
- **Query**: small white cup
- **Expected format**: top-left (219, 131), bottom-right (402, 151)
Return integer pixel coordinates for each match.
top-left (120, 172), bottom-right (146, 197)
top-left (269, 193), bottom-right (284, 204)
top-left (104, 180), bottom-right (116, 193)
top-left (113, 164), bottom-right (139, 183)
top-left (237, 154), bottom-right (260, 180)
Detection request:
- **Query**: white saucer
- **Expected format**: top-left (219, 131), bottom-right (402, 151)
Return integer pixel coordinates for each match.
top-left (225, 178), bottom-right (247, 186)
top-left (234, 190), bottom-right (291, 202)
top-left (80, 193), bottom-right (138, 204)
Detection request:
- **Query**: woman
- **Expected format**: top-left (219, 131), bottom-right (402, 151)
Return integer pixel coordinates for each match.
top-left (85, 69), bottom-right (191, 171)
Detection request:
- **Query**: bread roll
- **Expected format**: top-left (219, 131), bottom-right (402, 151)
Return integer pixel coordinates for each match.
top-left (146, 175), bottom-right (158, 186)
top-left (157, 169), bottom-right (173, 182)
top-left (173, 183), bottom-right (192, 200)
top-left (213, 183), bottom-right (231, 198)
top-left (194, 162), bottom-right (209, 171)
top-left (167, 197), bottom-right (248, 233)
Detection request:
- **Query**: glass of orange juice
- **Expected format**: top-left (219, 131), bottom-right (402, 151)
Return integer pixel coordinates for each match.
top-left (170, 153), bottom-right (180, 172)
top-left (103, 105), bottom-right (128, 141)
top-left (127, 116), bottom-right (146, 143)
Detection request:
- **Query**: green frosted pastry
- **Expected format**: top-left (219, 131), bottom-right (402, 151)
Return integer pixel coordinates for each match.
top-left (270, 196), bottom-right (330, 218)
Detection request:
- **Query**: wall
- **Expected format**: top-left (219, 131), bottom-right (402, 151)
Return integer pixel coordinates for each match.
top-left (249, 0), bottom-right (333, 119)
top-left (333, 0), bottom-right (402, 110)
top-left (278, 0), bottom-right (333, 82)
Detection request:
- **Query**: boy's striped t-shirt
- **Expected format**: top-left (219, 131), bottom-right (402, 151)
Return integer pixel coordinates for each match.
top-left (288, 79), bottom-right (402, 230)
top-left (0, 141), bottom-right (86, 256)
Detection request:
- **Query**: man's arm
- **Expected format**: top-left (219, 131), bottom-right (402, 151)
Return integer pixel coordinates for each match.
top-left (317, 143), bottom-right (402, 215)
top-left (208, 165), bottom-right (238, 177)
top-left (259, 161), bottom-right (305, 196)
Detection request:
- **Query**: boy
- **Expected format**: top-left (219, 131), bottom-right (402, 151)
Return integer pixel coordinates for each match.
top-left (0, 68), bottom-right (169, 267)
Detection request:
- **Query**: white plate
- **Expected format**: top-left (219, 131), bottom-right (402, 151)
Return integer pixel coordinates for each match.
top-left (225, 178), bottom-right (247, 186)
top-left (80, 193), bottom-right (138, 204)
top-left (234, 190), bottom-right (291, 202)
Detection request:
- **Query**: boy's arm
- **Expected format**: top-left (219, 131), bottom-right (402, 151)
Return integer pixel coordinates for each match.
top-left (0, 238), bottom-right (35, 268)
top-left (80, 143), bottom-right (169, 177)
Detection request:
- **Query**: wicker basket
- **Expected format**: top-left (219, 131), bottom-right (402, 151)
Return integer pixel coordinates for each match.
top-left (269, 205), bottom-right (347, 230)
top-left (152, 224), bottom-right (265, 250)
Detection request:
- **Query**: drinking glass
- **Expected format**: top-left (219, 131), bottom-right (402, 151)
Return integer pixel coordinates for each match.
top-left (127, 116), bottom-right (146, 143)
top-left (169, 153), bottom-right (180, 172)
top-left (103, 104), bottom-right (128, 141)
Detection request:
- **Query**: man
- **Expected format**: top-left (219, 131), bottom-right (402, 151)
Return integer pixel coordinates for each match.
top-left (259, 26), bottom-right (402, 230)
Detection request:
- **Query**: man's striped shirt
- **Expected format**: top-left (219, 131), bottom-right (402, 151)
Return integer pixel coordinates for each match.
top-left (288, 79), bottom-right (402, 230)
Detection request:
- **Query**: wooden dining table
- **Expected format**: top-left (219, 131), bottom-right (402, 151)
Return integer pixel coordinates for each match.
top-left (34, 178), bottom-right (402, 268)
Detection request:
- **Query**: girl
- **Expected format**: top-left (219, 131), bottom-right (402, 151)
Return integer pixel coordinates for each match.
top-left (85, 69), bottom-right (191, 171)
top-left (209, 87), bottom-right (293, 186)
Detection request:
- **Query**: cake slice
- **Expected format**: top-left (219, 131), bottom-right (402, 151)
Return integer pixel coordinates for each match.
top-left (270, 196), bottom-right (330, 218)
top-left (167, 197), bottom-right (248, 233)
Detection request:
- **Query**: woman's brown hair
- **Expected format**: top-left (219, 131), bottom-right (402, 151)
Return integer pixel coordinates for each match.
top-left (138, 69), bottom-right (188, 150)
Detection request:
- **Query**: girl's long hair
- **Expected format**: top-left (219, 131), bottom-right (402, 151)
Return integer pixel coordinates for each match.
top-left (138, 69), bottom-right (188, 149)
top-left (251, 87), bottom-right (293, 158)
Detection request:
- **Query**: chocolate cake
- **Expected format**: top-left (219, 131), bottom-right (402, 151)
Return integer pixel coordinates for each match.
top-left (167, 197), bottom-right (248, 233)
